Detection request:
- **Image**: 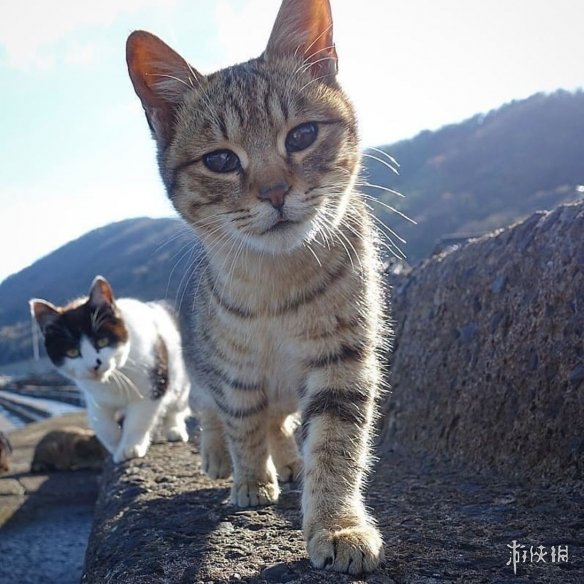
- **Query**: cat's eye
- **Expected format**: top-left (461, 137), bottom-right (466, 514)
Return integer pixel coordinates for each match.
top-left (66, 348), bottom-right (80, 358)
top-left (285, 122), bottom-right (318, 153)
top-left (96, 338), bottom-right (109, 348)
top-left (203, 149), bottom-right (241, 173)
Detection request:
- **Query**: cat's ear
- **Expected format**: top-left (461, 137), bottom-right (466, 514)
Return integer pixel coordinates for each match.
top-left (126, 31), bottom-right (200, 144)
top-left (265, 0), bottom-right (337, 79)
top-left (30, 299), bottom-right (60, 334)
top-left (88, 276), bottom-right (115, 307)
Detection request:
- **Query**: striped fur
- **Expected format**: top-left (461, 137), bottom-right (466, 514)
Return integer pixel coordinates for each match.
top-left (127, 0), bottom-right (387, 574)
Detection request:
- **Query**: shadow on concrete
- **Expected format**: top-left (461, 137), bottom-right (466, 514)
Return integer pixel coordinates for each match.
top-left (82, 458), bottom-right (231, 584)
top-left (0, 468), bottom-right (100, 584)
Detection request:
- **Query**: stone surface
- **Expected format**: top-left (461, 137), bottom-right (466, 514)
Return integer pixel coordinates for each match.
top-left (0, 413), bottom-right (100, 584)
top-left (82, 437), bottom-right (584, 583)
top-left (384, 201), bottom-right (584, 483)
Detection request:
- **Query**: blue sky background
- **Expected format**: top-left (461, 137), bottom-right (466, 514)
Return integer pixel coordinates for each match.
top-left (1, 0), bottom-right (583, 284)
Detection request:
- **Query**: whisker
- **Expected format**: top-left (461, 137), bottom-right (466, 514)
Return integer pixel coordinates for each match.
top-left (300, 22), bottom-right (334, 61)
top-left (150, 72), bottom-right (192, 90)
top-left (303, 240), bottom-right (323, 267)
top-left (166, 242), bottom-right (199, 300)
top-left (360, 193), bottom-right (416, 224)
top-left (357, 180), bottom-right (405, 199)
top-left (293, 55), bottom-right (337, 78)
top-left (361, 152), bottom-right (399, 176)
top-left (154, 224), bottom-right (195, 254)
top-left (299, 74), bottom-right (334, 92)
top-left (367, 146), bottom-right (400, 169)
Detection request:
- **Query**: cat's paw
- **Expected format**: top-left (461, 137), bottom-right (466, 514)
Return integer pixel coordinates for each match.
top-left (275, 456), bottom-right (303, 483)
top-left (113, 442), bottom-right (148, 463)
top-left (202, 446), bottom-right (232, 479)
top-left (307, 525), bottom-right (384, 575)
top-left (231, 478), bottom-right (280, 507)
top-left (166, 425), bottom-right (189, 443)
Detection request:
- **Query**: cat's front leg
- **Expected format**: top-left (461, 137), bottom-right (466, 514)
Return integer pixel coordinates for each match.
top-left (113, 399), bottom-right (160, 463)
top-left (86, 402), bottom-right (121, 455)
top-left (301, 363), bottom-right (383, 575)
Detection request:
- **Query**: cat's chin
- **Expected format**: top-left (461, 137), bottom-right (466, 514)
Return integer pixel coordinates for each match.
top-left (74, 370), bottom-right (112, 383)
top-left (247, 222), bottom-right (317, 256)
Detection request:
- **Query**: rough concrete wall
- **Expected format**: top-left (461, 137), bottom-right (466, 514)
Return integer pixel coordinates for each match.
top-left (384, 201), bottom-right (584, 482)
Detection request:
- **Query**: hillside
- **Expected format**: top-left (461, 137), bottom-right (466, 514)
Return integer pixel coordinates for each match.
top-left (2, 90), bottom-right (583, 368)
top-left (365, 89), bottom-right (584, 262)
top-left (0, 217), bottom-right (196, 366)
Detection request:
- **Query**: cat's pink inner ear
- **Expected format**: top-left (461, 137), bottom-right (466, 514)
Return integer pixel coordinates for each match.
top-left (265, 0), bottom-right (337, 78)
top-left (126, 31), bottom-right (197, 142)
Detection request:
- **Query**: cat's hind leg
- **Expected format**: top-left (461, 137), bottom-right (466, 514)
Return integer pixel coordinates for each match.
top-left (225, 408), bottom-right (279, 507)
top-left (162, 402), bottom-right (190, 443)
top-left (268, 413), bottom-right (302, 483)
top-left (199, 409), bottom-right (231, 479)
top-left (162, 411), bottom-right (189, 442)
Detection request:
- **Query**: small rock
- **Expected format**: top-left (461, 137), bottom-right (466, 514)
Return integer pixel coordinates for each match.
top-left (261, 563), bottom-right (296, 582)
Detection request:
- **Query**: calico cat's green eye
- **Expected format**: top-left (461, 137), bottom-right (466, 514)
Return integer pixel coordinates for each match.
top-left (66, 348), bottom-right (80, 358)
top-left (96, 338), bottom-right (109, 348)
top-left (286, 122), bottom-right (318, 153)
top-left (203, 149), bottom-right (241, 173)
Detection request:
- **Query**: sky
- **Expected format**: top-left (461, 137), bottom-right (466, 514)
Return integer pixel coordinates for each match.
top-left (0, 0), bottom-right (583, 284)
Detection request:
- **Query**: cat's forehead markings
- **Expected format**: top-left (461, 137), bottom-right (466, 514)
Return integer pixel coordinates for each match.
top-left (81, 336), bottom-right (96, 358)
top-left (204, 63), bottom-right (292, 133)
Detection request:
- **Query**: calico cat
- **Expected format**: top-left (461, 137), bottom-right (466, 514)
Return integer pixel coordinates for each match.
top-left (30, 276), bottom-right (191, 463)
top-left (126, 0), bottom-right (386, 574)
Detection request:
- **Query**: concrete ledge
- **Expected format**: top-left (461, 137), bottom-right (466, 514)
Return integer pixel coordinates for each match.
top-left (385, 201), bottom-right (584, 483)
top-left (82, 435), bottom-right (584, 583)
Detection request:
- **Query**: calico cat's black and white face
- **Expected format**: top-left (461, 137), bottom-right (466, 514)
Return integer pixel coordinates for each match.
top-left (30, 277), bottom-right (129, 382)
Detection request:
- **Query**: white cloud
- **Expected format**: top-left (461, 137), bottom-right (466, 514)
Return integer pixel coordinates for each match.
top-left (0, 0), bottom-right (176, 70)
top-left (63, 39), bottom-right (105, 67)
top-left (213, 0), bottom-right (278, 64)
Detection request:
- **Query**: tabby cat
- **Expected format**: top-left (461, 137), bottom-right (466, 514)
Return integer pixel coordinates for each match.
top-left (126, 0), bottom-right (386, 573)
top-left (30, 277), bottom-right (191, 463)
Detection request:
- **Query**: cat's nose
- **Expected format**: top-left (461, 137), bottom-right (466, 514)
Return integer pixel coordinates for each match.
top-left (93, 358), bottom-right (102, 371)
top-left (258, 180), bottom-right (290, 211)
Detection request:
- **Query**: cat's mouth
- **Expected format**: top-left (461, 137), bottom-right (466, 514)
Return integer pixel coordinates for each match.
top-left (263, 218), bottom-right (298, 234)
top-left (86, 369), bottom-right (111, 382)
